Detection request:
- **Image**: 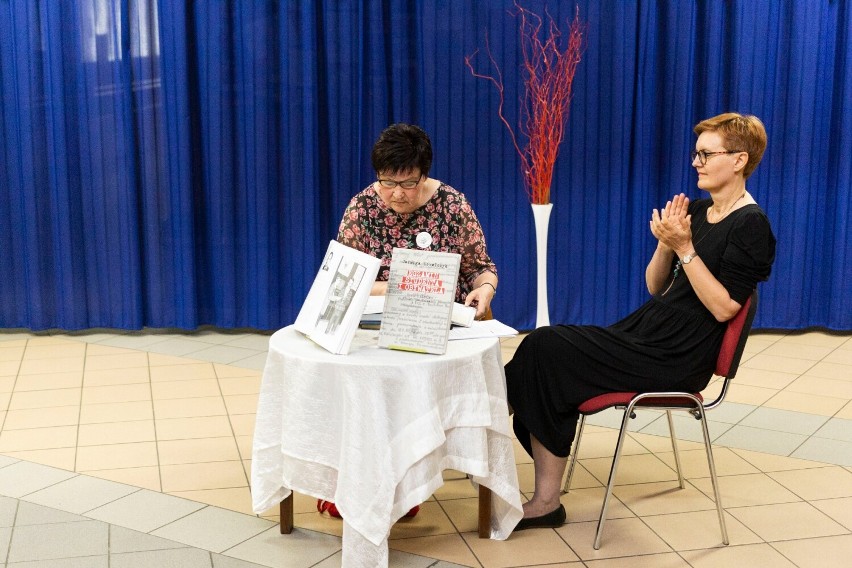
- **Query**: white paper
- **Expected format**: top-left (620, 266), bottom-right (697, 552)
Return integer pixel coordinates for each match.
top-left (448, 319), bottom-right (519, 340)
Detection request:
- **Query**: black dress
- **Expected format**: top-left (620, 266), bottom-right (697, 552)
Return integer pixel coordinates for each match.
top-left (506, 199), bottom-right (776, 458)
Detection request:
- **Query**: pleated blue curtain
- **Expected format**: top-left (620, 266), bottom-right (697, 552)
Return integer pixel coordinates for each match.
top-left (1, 1), bottom-right (850, 331)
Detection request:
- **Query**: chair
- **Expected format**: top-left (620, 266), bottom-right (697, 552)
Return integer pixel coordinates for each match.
top-left (562, 291), bottom-right (758, 550)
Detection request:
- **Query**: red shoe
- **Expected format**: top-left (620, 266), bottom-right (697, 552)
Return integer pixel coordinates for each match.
top-left (317, 499), bottom-right (420, 519)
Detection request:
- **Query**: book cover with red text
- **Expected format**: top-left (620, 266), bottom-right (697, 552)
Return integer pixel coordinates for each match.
top-left (378, 248), bottom-right (461, 355)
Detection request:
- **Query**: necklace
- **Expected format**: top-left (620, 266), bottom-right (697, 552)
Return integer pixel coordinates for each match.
top-left (661, 192), bottom-right (746, 295)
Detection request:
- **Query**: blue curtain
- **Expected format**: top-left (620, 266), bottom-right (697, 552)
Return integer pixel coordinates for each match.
top-left (1, 0), bottom-right (849, 331)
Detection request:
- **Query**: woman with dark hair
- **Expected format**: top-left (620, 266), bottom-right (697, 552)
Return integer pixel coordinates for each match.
top-left (506, 113), bottom-right (776, 530)
top-left (337, 123), bottom-right (498, 319)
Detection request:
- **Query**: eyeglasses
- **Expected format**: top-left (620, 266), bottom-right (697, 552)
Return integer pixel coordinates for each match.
top-left (690, 150), bottom-right (742, 166)
top-left (377, 177), bottom-right (422, 190)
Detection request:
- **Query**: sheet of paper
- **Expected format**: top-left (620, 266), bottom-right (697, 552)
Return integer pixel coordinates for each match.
top-left (448, 319), bottom-right (519, 340)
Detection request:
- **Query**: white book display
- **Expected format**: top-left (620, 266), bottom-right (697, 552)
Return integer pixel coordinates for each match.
top-left (293, 240), bottom-right (381, 355)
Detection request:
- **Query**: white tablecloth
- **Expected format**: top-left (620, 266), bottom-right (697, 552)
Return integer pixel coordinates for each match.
top-left (251, 326), bottom-right (522, 567)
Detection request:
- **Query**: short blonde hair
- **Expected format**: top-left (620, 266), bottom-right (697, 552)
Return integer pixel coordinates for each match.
top-left (694, 113), bottom-right (767, 179)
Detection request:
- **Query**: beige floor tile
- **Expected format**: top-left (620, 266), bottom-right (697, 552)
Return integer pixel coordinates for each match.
top-left (18, 356), bottom-right (85, 375)
top-left (294, 509), bottom-right (344, 537)
top-left (76, 441), bottom-right (159, 471)
top-left (584, 553), bottom-right (692, 568)
top-left (464, 527), bottom-right (580, 566)
top-left (223, 394), bottom-right (259, 415)
top-left (785, 375), bottom-right (852, 398)
top-left (0, 361), bottom-right (21, 375)
top-left (804, 361), bottom-right (852, 382)
top-left (153, 396), bottom-right (227, 419)
top-left (83, 366), bottom-right (150, 387)
top-left (557, 517), bottom-right (670, 560)
top-left (572, 430), bottom-right (649, 460)
top-left (78, 420), bottom-right (155, 446)
top-left (81, 383), bottom-right (151, 405)
top-left (157, 436), bottom-right (240, 465)
top-left (159, 460), bottom-right (247, 492)
top-left (82, 465), bottom-right (161, 491)
top-left (234, 435), bottom-right (252, 460)
top-left (387, 501), bottom-right (458, 540)
top-left (0, 392), bottom-right (10, 411)
top-left (562, 462), bottom-right (606, 491)
top-left (734, 367), bottom-right (799, 390)
top-left (151, 378), bottom-right (220, 400)
top-left (25, 336), bottom-right (78, 346)
top-left (0, 425), bottom-right (78, 452)
top-left (3, 405), bottom-right (80, 430)
top-left (742, 354), bottom-right (816, 374)
top-left (79, 400), bottom-right (154, 424)
top-left (728, 501), bottom-right (847, 541)
top-left (613, 480), bottom-right (717, 516)
top-left (438, 497), bottom-right (480, 534)
top-left (690, 473), bottom-right (801, 508)
top-left (229, 413), bottom-right (256, 436)
top-left (149, 362), bottom-right (217, 382)
top-left (732, 448), bottom-right (832, 472)
top-left (1, 447), bottom-right (76, 470)
top-left (762, 390), bottom-right (847, 416)
top-left (9, 388), bottom-right (81, 410)
top-left (218, 376), bottom-right (262, 396)
top-left (768, 466), bottom-right (852, 500)
top-left (389, 533), bottom-right (480, 568)
top-left (214, 363), bottom-right (262, 379)
top-left (655, 447), bottom-right (761, 479)
top-left (0, 338), bottom-right (28, 347)
top-left (24, 343), bottom-right (87, 360)
top-left (811, 497), bottom-right (852, 531)
top-left (561, 486), bottom-right (634, 523)
top-left (837, 400), bottom-right (852, 420)
top-left (84, 344), bottom-right (140, 357)
top-left (155, 415), bottom-right (234, 440)
top-left (148, 353), bottom-right (205, 366)
top-left (582, 453), bottom-right (678, 487)
top-left (0, 376), bottom-right (15, 392)
top-left (644, 509), bottom-right (761, 550)
top-left (433, 478), bottom-right (479, 501)
top-left (825, 350), bottom-right (852, 366)
top-left (679, 542), bottom-right (797, 567)
top-left (0, 346), bottom-right (24, 361)
top-left (84, 352), bottom-right (149, 370)
top-left (14, 371), bottom-right (84, 392)
top-left (170, 486), bottom-right (255, 515)
top-left (761, 342), bottom-right (835, 361)
top-left (771, 534), bottom-right (852, 568)
top-left (511, 437), bottom-right (533, 464)
top-left (724, 384), bottom-right (777, 406)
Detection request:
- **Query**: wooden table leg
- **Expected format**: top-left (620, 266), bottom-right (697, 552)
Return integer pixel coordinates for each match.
top-left (478, 485), bottom-right (492, 538)
top-left (280, 493), bottom-right (294, 534)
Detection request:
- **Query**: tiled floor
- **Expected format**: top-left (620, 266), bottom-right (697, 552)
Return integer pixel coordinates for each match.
top-left (0, 327), bottom-right (851, 567)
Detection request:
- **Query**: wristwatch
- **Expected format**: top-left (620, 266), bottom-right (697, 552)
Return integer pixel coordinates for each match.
top-left (681, 252), bottom-right (697, 265)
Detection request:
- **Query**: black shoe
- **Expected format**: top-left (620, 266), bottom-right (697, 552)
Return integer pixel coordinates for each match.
top-left (514, 504), bottom-right (566, 531)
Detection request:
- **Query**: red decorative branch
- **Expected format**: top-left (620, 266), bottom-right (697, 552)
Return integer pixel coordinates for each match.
top-left (466, 2), bottom-right (585, 204)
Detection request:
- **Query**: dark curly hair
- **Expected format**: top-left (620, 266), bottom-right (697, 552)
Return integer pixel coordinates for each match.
top-left (370, 123), bottom-right (432, 178)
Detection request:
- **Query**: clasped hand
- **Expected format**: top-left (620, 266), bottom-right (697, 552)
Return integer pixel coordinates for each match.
top-left (650, 193), bottom-right (692, 254)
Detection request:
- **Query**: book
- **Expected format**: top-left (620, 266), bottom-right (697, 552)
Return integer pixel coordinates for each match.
top-left (378, 248), bottom-right (461, 354)
top-left (359, 297), bottom-right (476, 329)
top-left (293, 240), bottom-right (381, 354)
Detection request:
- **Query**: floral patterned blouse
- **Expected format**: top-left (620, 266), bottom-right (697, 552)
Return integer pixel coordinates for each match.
top-left (337, 183), bottom-right (497, 302)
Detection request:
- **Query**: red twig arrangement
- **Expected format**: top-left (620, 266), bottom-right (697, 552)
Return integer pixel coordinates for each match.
top-left (465, 2), bottom-right (585, 204)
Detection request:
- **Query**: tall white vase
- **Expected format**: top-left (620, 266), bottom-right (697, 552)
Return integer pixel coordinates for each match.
top-left (531, 203), bottom-right (553, 328)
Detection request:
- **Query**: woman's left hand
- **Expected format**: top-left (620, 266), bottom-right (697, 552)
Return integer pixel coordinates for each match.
top-left (650, 193), bottom-right (692, 255)
top-left (465, 283), bottom-right (495, 319)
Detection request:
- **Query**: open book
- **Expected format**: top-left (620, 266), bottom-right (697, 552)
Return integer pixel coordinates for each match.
top-left (293, 241), bottom-right (381, 354)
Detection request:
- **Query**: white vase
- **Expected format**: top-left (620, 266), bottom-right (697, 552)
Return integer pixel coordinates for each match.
top-left (531, 203), bottom-right (553, 328)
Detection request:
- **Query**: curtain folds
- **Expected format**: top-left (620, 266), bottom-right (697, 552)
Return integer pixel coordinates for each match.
top-left (1, 0), bottom-right (849, 331)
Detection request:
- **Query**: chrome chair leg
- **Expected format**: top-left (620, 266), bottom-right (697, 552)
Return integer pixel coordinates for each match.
top-left (697, 405), bottom-right (729, 545)
top-left (593, 403), bottom-right (634, 550)
top-left (563, 415), bottom-right (587, 494)
top-left (666, 410), bottom-right (685, 489)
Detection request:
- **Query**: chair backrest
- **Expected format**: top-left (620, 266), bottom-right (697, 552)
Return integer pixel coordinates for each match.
top-left (715, 290), bottom-right (758, 378)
